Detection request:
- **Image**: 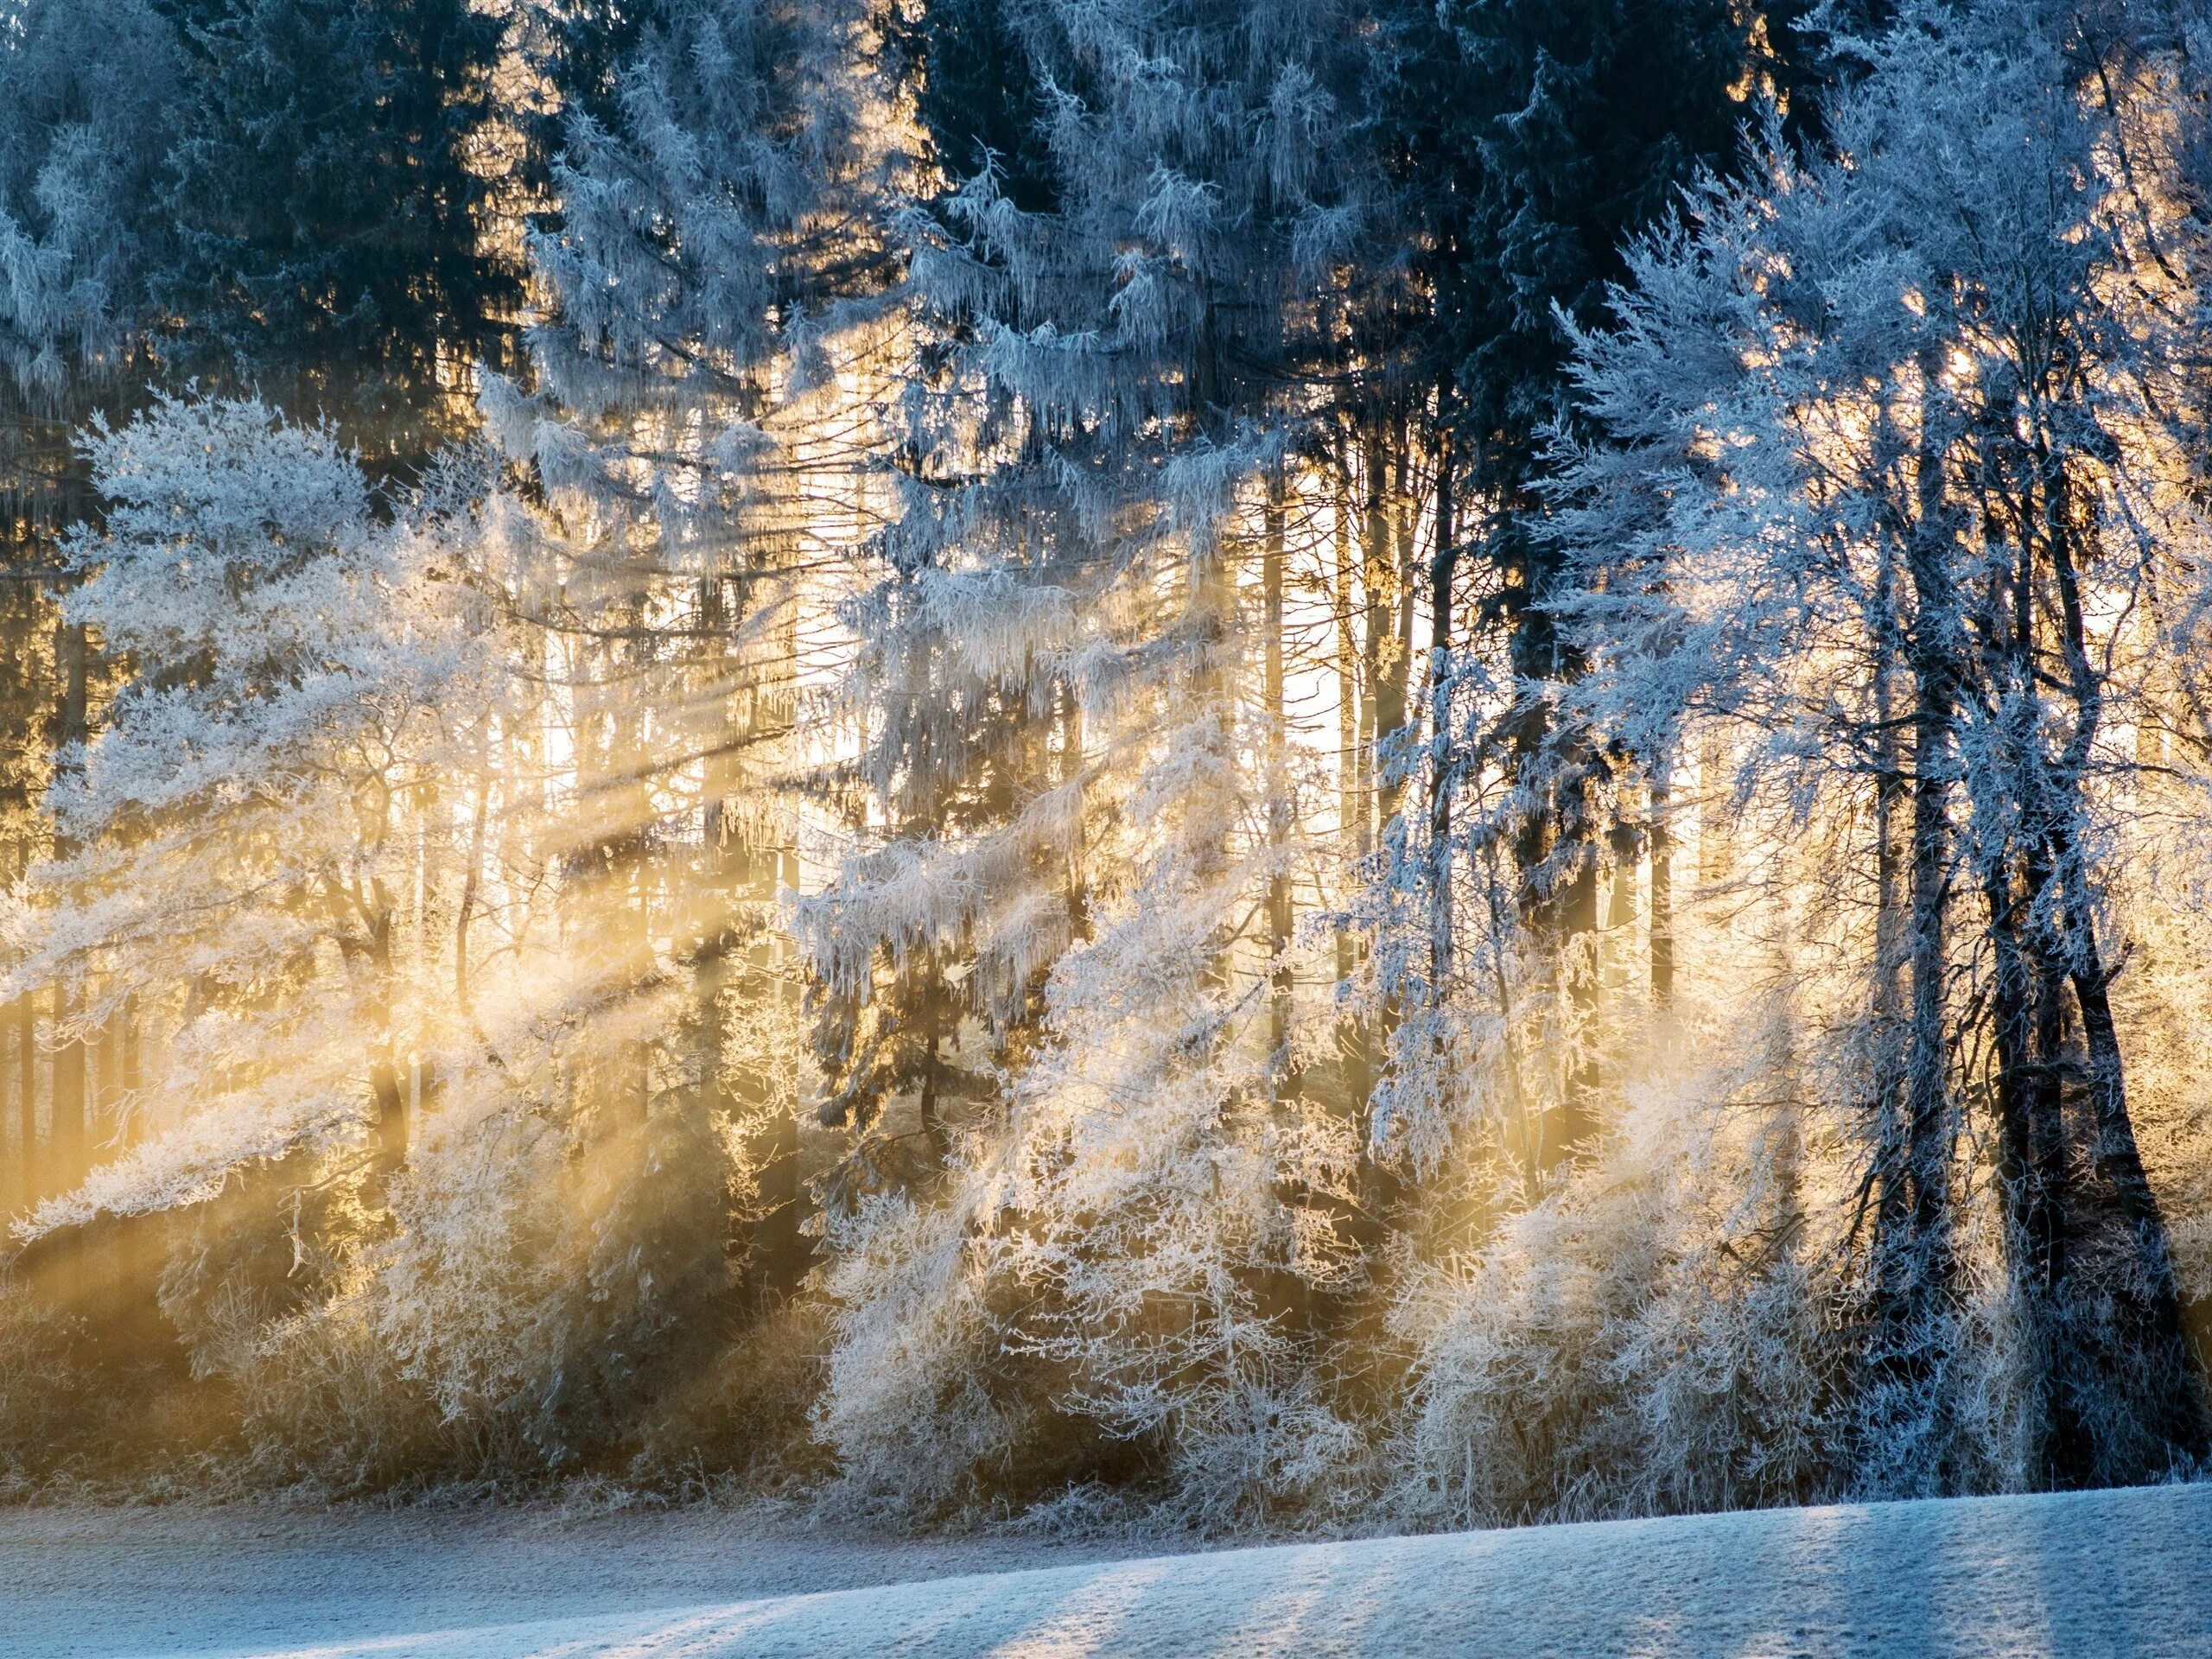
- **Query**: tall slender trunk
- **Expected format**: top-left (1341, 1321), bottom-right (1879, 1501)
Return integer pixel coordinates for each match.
top-left (1375, 415), bottom-right (1414, 834)
top-left (115, 992), bottom-right (155, 1331)
top-left (1060, 679), bottom-right (1090, 944)
top-left (1605, 782), bottom-right (1639, 995)
top-left (2066, 911), bottom-right (2209, 1465)
top-left (353, 856), bottom-right (399, 1179)
top-left (1866, 349), bottom-right (1965, 1485)
top-left (1972, 509), bottom-right (2085, 1484)
top-left (1904, 593), bottom-right (1956, 1275)
top-left (1427, 414), bottom-right (1456, 982)
top-left (454, 725), bottom-right (492, 1007)
top-left (48, 982), bottom-right (82, 1204)
top-left (1649, 753), bottom-right (1675, 1012)
top-left (368, 1015), bottom-right (409, 1191)
top-left (2041, 452), bottom-right (2209, 1468)
top-left (1334, 448), bottom-right (1370, 1111)
top-left (1868, 625), bottom-right (1958, 1460)
top-left (1370, 419), bottom-right (1414, 1223)
top-left (1332, 429), bottom-right (1391, 1246)
top-left (1697, 728), bottom-right (1733, 889)
top-left (1985, 852), bottom-right (2084, 1484)
top-left (10, 995), bottom-right (32, 1213)
top-left (1263, 464), bottom-right (1292, 1066)
top-left (694, 791), bottom-right (738, 1215)
top-left (1541, 747), bottom-right (1602, 1173)
top-left (1866, 524), bottom-right (1910, 1287)
top-left (48, 620), bottom-right (88, 1211)
top-left (1361, 423), bottom-right (1390, 847)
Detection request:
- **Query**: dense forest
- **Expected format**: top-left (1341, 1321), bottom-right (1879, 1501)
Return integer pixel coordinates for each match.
top-left (3, 0), bottom-right (2212, 1529)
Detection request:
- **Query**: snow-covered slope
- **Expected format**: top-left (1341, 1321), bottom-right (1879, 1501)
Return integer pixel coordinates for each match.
top-left (10, 1483), bottom-right (2208, 1658)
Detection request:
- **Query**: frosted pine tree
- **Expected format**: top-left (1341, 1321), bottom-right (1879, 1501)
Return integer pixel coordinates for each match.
top-left (0, 0), bottom-right (180, 404)
top-left (435, 0), bottom-right (915, 1389)
top-left (807, 0), bottom-right (1399, 1521)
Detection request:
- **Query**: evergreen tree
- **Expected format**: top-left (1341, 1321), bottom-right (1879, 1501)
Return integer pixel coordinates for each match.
top-left (1359, 0), bottom-right (1797, 1168)
top-left (493, 0), bottom-right (905, 1306)
top-left (889, 0), bottom-right (1058, 212)
top-left (809, 0), bottom-right (1390, 1522)
top-left (156, 0), bottom-right (517, 454)
top-left (0, 0), bottom-right (181, 410)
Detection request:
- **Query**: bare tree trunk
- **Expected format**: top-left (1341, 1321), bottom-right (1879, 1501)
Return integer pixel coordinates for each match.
top-left (1427, 415), bottom-right (1456, 982)
top-left (1542, 747), bottom-right (1602, 1174)
top-left (1060, 679), bottom-right (1090, 944)
top-left (368, 1057), bottom-right (408, 1187)
top-left (49, 620), bottom-right (88, 1220)
top-left (10, 995), bottom-right (32, 1215)
top-left (1649, 755), bottom-right (1675, 1011)
top-left (1333, 447), bottom-right (1370, 1113)
top-left (1697, 728), bottom-right (1732, 890)
top-left (115, 991), bottom-right (156, 1339)
top-left (1968, 503), bottom-right (2090, 1484)
top-left (1866, 352), bottom-right (1965, 1485)
top-left (1370, 417), bottom-right (1415, 1223)
top-left (1865, 528), bottom-right (1910, 1311)
top-left (47, 980), bottom-right (82, 1192)
top-left (454, 728), bottom-right (492, 1007)
top-left (2043, 455), bottom-right (2209, 1471)
top-left (2067, 920), bottom-right (2209, 1465)
top-left (1375, 414), bottom-right (1415, 835)
top-left (1263, 464), bottom-right (1292, 1067)
top-left (1985, 855), bottom-right (2085, 1484)
top-left (1903, 643), bottom-right (1956, 1268)
top-left (1605, 779), bottom-right (1639, 1006)
top-left (1361, 422), bottom-right (1391, 846)
top-left (749, 874), bottom-right (807, 1308)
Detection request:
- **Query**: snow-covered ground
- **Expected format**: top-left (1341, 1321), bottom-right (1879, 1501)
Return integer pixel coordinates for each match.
top-left (4, 1482), bottom-right (2207, 1658)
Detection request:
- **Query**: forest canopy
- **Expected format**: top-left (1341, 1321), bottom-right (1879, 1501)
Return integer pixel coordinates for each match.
top-left (3, 0), bottom-right (2212, 1525)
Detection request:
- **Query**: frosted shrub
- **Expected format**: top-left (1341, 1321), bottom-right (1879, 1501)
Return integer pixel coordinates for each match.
top-left (0, 1271), bottom-right (79, 1490)
top-left (1397, 1057), bottom-right (1845, 1526)
top-left (816, 900), bottom-right (1370, 1528)
top-left (227, 1294), bottom-right (450, 1497)
top-left (369, 1071), bottom-right (736, 1469)
top-left (817, 1192), bottom-right (1017, 1519)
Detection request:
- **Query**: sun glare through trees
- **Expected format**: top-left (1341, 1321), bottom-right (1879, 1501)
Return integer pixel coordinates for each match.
top-left (0, 0), bottom-right (2209, 1544)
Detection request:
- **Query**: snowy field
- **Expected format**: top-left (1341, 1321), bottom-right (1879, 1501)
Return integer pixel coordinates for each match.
top-left (4, 1483), bottom-right (2209, 1658)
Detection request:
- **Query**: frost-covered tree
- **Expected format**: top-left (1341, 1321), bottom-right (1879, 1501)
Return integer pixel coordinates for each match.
top-left (8, 0), bottom-right (2212, 1521)
top-left (1550, 0), bottom-right (2212, 1491)
top-left (803, 0), bottom-right (1404, 1522)
top-left (488, 0), bottom-right (907, 1304)
top-left (0, 0), bottom-right (181, 409)
top-left (1, 397), bottom-right (487, 1237)
top-left (1351, 0), bottom-right (1794, 1173)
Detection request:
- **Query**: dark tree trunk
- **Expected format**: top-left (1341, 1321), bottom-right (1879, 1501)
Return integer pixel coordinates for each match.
top-left (1427, 416), bottom-right (1456, 982)
top-left (2041, 454), bottom-right (2209, 1472)
top-left (368, 1058), bottom-right (409, 1188)
top-left (1265, 464), bottom-right (1293, 1061)
top-left (1984, 860), bottom-right (2088, 1485)
top-left (2069, 919), bottom-right (2212, 1470)
top-left (1541, 744), bottom-right (1603, 1173)
top-left (1865, 356), bottom-right (1966, 1483)
top-left (48, 620), bottom-right (89, 1211)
